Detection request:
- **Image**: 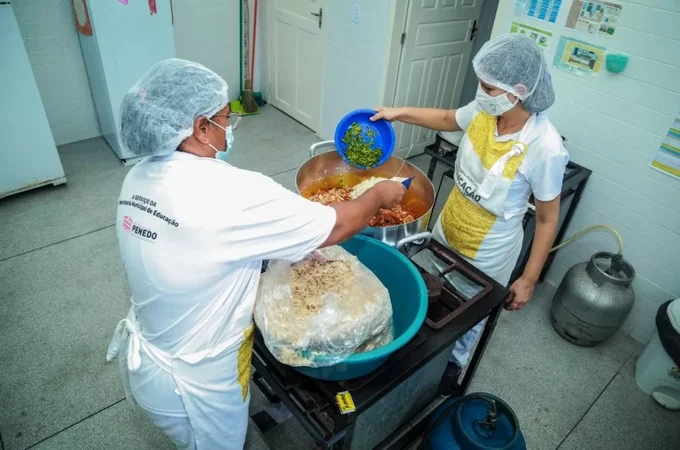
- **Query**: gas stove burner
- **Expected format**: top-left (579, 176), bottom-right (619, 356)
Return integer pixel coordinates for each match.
top-left (411, 239), bottom-right (493, 330)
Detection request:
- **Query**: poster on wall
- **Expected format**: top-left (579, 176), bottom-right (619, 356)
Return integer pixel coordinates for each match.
top-left (651, 115), bottom-right (680, 180)
top-left (72, 0), bottom-right (92, 36)
top-left (514, 0), bottom-right (562, 24)
top-left (565, 0), bottom-right (622, 37)
top-left (552, 36), bottom-right (606, 76)
top-left (509, 22), bottom-right (553, 49)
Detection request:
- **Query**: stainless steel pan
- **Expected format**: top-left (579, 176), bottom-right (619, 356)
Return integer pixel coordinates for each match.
top-left (296, 141), bottom-right (434, 247)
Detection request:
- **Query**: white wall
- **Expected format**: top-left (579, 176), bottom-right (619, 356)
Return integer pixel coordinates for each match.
top-left (492, 0), bottom-right (680, 343)
top-left (319, 0), bottom-right (395, 140)
top-left (12, 0), bottom-right (265, 145)
top-left (12, 0), bottom-right (100, 145)
top-left (173, 0), bottom-right (267, 102)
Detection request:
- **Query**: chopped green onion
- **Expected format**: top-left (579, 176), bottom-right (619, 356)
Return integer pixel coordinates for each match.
top-left (342, 122), bottom-right (382, 168)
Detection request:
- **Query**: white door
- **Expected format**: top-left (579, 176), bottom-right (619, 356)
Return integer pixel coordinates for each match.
top-left (269, 0), bottom-right (327, 132)
top-left (393, 0), bottom-right (483, 157)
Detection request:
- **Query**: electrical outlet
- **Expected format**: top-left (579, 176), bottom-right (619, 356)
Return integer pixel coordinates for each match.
top-left (352, 4), bottom-right (361, 24)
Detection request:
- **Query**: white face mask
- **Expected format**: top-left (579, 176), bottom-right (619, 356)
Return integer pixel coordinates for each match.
top-left (207, 119), bottom-right (234, 161)
top-left (475, 85), bottom-right (518, 116)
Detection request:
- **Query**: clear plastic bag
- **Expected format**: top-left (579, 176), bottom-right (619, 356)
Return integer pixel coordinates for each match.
top-left (254, 246), bottom-right (393, 367)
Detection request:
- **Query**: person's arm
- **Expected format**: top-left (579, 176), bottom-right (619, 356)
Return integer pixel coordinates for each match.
top-left (321, 182), bottom-right (405, 247)
top-left (218, 173), bottom-right (404, 263)
top-left (370, 107), bottom-right (461, 132)
top-left (507, 196), bottom-right (560, 310)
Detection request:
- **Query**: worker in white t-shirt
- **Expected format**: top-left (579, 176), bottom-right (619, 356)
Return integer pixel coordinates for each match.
top-left (371, 34), bottom-right (569, 390)
top-left (106, 59), bottom-right (405, 450)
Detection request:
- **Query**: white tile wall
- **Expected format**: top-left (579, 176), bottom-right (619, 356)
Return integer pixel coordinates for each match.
top-left (492, 0), bottom-right (680, 344)
top-left (319, 0), bottom-right (394, 140)
top-left (173, 0), bottom-right (267, 102)
top-left (12, 0), bottom-right (101, 145)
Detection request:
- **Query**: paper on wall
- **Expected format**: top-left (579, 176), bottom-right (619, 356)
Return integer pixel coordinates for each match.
top-left (514, 0), bottom-right (562, 24)
top-left (552, 36), bottom-right (606, 76)
top-left (509, 22), bottom-right (553, 49)
top-left (651, 116), bottom-right (680, 180)
top-left (565, 0), bottom-right (622, 37)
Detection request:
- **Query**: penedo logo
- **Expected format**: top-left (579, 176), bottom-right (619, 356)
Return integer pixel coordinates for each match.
top-left (122, 216), bottom-right (158, 242)
top-left (123, 216), bottom-right (133, 232)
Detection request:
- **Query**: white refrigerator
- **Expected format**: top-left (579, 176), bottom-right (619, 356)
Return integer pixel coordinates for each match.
top-left (0, 3), bottom-right (66, 199)
top-left (77, 0), bottom-right (175, 163)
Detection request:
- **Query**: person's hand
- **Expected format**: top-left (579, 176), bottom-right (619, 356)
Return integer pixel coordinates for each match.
top-left (506, 277), bottom-right (535, 311)
top-left (374, 181), bottom-right (406, 209)
top-left (370, 107), bottom-right (402, 122)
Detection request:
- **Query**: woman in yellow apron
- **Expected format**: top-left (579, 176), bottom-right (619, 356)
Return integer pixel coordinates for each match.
top-left (371, 34), bottom-right (569, 386)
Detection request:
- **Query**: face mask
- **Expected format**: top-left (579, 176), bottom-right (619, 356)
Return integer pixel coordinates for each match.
top-left (475, 85), bottom-right (518, 116)
top-left (207, 119), bottom-right (234, 161)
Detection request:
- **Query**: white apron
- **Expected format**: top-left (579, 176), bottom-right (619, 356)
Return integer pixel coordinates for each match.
top-left (107, 303), bottom-right (255, 450)
top-left (431, 111), bottom-right (548, 366)
top-left (433, 111), bottom-right (549, 286)
top-left (107, 151), bottom-right (337, 449)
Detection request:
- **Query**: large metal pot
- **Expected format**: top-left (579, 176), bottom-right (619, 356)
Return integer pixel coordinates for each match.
top-left (296, 141), bottom-right (435, 247)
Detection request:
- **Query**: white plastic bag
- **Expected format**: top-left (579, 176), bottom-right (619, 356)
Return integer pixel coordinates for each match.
top-left (254, 246), bottom-right (393, 367)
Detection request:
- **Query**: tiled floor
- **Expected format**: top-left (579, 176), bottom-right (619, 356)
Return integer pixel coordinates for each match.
top-left (1, 106), bottom-right (678, 450)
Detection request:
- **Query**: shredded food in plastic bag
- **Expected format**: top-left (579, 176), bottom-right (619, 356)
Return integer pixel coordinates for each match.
top-left (254, 246), bottom-right (393, 367)
top-left (291, 259), bottom-right (354, 315)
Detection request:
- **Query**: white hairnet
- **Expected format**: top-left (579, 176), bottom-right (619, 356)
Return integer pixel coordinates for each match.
top-left (120, 58), bottom-right (229, 156)
top-left (472, 34), bottom-right (554, 113)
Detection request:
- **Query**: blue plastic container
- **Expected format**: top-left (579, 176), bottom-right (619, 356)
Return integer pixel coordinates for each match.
top-left (294, 235), bottom-right (427, 380)
top-left (426, 394), bottom-right (526, 450)
top-left (334, 109), bottom-right (396, 169)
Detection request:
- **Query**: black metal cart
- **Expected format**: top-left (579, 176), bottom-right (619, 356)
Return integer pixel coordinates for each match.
top-left (252, 240), bottom-right (510, 450)
top-left (250, 136), bottom-right (590, 449)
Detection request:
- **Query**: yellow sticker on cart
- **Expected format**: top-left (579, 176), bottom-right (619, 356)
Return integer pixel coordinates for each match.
top-left (336, 391), bottom-right (356, 415)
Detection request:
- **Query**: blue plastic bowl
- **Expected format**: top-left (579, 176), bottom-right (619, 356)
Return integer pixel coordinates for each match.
top-left (334, 109), bottom-right (396, 169)
top-left (294, 235), bottom-right (428, 381)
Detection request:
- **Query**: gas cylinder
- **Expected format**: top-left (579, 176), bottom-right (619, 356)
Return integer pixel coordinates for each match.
top-left (551, 251), bottom-right (635, 346)
top-left (423, 393), bottom-right (526, 450)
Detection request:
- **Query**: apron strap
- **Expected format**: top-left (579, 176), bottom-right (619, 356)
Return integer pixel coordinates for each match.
top-left (476, 113), bottom-right (543, 200)
top-left (107, 308), bottom-right (173, 374)
top-left (477, 143), bottom-right (525, 199)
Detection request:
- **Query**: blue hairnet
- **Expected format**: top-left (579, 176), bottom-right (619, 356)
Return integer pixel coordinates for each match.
top-left (472, 34), bottom-right (555, 113)
top-left (120, 58), bottom-right (229, 156)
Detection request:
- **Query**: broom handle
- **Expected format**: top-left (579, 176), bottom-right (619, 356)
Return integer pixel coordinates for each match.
top-left (244, 0), bottom-right (250, 90)
top-left (251, 0), bottom-right (258, 87)
top-left (239, 0), bottom-right (242, 94)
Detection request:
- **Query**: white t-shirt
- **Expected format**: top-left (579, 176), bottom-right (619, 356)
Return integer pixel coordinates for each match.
top-left (455, 101), bottom-right (569, 220)
top-left (115, 152), bottom-right (336, 414)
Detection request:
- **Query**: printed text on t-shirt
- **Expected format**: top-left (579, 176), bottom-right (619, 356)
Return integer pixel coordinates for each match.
top-left (119, 194), bottom-right (179, 227)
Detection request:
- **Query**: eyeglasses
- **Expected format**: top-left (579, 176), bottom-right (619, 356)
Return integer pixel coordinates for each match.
top-left (212, 113), bottom-right (242, 130)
